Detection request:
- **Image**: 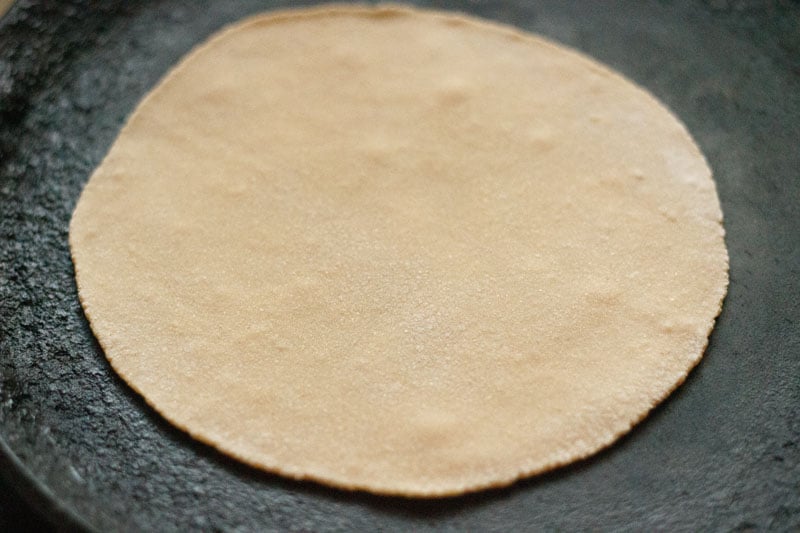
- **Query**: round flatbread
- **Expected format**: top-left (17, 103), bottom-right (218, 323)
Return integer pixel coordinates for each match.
top-left (70, 5), bottom-right (728, 496)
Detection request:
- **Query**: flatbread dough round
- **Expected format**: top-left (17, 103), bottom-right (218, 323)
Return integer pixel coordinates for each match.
top-left (70, 5), bottom-right (728, 496)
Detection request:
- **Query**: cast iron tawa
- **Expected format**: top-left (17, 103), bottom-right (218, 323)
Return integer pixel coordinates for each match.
top-left (0, 1), bottom-right (798, 531)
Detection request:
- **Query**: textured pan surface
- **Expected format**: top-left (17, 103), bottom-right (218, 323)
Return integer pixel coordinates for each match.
top-left (0, 1), bottom-right (798, 531)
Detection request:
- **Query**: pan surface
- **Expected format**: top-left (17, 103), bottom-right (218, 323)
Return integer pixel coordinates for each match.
top-left (1, 0), bottom-right (798, 530)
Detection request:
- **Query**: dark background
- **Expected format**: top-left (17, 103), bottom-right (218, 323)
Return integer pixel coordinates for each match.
top-left (1, 0), bottom-right (798, 531)
top-left (0, 477), bottom-right (53, 532)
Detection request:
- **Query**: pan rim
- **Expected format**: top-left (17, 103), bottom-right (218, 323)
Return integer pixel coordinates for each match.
top-left (0, 434), bottom-right (96, 532)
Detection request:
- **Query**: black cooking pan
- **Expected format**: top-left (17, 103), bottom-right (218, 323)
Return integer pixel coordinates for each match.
top-left (1, 1), bottom-right (798, 530)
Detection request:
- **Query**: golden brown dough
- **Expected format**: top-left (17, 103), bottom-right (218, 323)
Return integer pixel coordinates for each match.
top-left (70, 5), bottom-right (728, 496)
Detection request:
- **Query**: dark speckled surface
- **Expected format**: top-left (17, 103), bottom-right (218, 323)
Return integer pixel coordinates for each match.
top-left (1, 1), bottom-right (799, 531)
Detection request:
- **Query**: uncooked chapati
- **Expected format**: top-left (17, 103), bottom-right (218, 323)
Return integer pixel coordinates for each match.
top-left (70, 5), bottom-right (728, 496)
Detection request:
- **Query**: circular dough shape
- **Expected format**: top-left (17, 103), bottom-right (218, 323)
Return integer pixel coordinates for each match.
top-left (70, 5), bottom-right (728, 497)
